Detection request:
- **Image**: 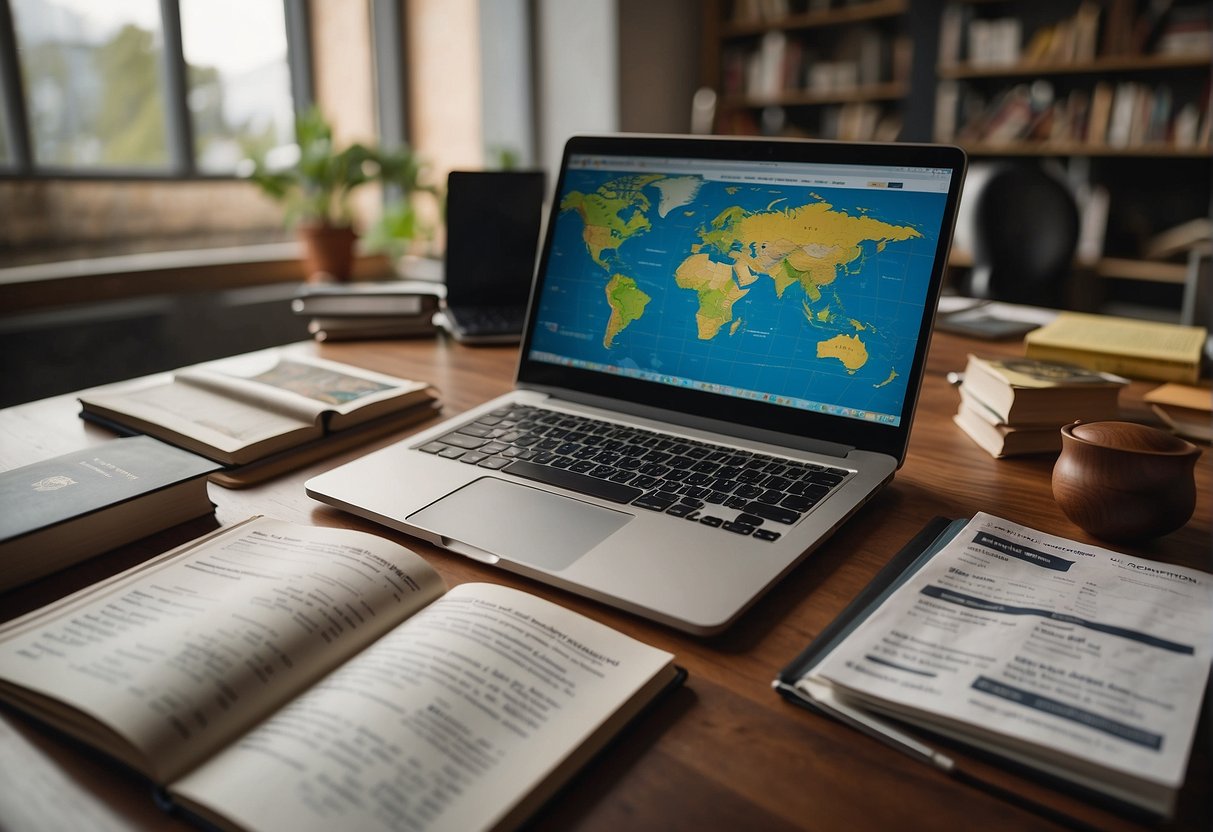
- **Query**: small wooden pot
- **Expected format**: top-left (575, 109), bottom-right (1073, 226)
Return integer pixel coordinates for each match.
top-left (1052, 421), bottom-right (1200, 542)
top-left (298, 223), bottom-right (357, 282)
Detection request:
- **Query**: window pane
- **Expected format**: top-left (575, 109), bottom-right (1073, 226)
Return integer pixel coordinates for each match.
top-left (11, 0), bottom-right (169, 169)
top-left (180, 0), bottom-right (293, 174)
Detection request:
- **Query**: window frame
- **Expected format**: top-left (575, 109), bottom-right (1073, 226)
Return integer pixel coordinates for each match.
top-left (0, 0), bottom-right (314, 181)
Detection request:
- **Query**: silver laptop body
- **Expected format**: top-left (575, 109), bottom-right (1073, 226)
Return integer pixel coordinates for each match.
top-left (308, 134), bottom-right (966, 635)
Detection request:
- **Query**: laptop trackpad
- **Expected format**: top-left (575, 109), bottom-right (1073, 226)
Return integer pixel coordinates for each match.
top-left (407, 477), bottom-right (631, 571)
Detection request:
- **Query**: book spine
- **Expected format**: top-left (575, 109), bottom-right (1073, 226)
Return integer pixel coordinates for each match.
top-left (1024, 343), bottom-right (1200, 384)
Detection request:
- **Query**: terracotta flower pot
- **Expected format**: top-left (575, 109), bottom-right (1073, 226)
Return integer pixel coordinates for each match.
top-left (298, 223), bottom-right (357, 282)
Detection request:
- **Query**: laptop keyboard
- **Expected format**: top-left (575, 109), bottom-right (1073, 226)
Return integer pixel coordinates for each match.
top-left (415, 405), bottom-right (851, 543)
top-left (449, 305), bottom-right (527, 336)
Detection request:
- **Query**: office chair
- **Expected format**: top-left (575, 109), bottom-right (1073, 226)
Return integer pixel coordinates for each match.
top-left (967, 163), bottom-right (1080, 308)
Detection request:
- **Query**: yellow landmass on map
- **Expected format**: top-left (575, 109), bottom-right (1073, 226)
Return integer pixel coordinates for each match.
top-left (875, 368), bottom-right (898, 388)
top-left (560, 174), bottom-right (663, 267)
top-left (702, 201), bottom-right (921, 302)
top-left (675, 253), bottom-right (749, 340)
top-left (817, 333), bottom-right (869, 373)
top-left (603, 273), bottom-right (651, 348)
top-left (730, 318), bottom-right (742, 336)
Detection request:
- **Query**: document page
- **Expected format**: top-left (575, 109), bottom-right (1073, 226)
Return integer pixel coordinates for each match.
top-left (172, 583), bottom-right (675, 832)
top-left (0, 518), bottom-right (446, 782)
top-left (809, 513), bottom-right (1213, 790)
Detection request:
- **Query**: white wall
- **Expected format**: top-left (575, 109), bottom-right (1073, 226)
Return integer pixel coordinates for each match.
top-left (533, 0), bottom-right (619, 183)
top-left (479, 0), bottom-right (536, 168)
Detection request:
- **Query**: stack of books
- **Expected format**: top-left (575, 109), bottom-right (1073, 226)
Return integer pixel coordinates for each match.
top-left (953, 354), bottom-right (1127, 457)
top-left (291, 280), bottom-right (444, 341)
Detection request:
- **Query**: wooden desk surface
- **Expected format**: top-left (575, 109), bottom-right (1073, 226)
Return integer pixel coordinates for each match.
top-left (1, 330), bottom-right (1209, 832)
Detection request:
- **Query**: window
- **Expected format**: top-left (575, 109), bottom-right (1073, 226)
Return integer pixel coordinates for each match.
top-left (180, 0), bottom-right (294, 173)
top-left (3, 0), bottom-right (306, 176)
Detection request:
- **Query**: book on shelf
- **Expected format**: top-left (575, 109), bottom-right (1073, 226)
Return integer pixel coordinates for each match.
top-left (1143, 381), bottom-right (1212, 442)
top-left (953, 389), bottom-right (1064, 458)
top-left (78, 349), bottom-right (438, 468)
top-left (775, 512), bottom-right (1213, 819)
top-left (1154, 4), bottom-right (1212, 56)
top-left (956, 354), bottom-right (1126, 426)
top-left (0, 517), bottom-right (684, 832)
top-left (1086, 81), bottom-right (1114, 145)
top-left (1102, 0), bottom-right (1138, 55)
top-left (0, 436), bottom-right (217, 592)
top-left (1024, 312), bottom-right (1208, 384)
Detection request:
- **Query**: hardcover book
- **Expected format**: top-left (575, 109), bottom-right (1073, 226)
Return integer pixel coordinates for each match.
top-left (78, 349), bottom-right (437, 467)
top-left (952, 390), bottom-right (1063, 457)
top-left (0, 518), bottom-right (683, 832)
top-left (1024, 312), bottom-right (1208, 384)
top-left (1143, 382), bottom-right (1212, 443)
top-left (307, 315), bottom-right (438, 341)
top-left (0, 436), bottom-right (217, 591)
top-left (290, 279), bottom-right (444, 318)
top-left (958, 354), bottom-right (1126, 425)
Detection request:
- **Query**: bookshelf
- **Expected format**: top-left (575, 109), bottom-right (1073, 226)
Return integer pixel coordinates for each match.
top-left (931, 0), bottom-right (1211, 312)
top-left (700, 1), bottom-right (1211, 315)
top-left (708, 0), bottom-right (914, 140)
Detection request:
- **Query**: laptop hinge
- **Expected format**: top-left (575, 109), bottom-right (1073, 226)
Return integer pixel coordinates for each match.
top-left (516, 383), bottom-right (856, 460)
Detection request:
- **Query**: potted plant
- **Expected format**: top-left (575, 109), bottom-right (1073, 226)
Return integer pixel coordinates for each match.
top-left (363, 145), bottom-right (443, 263)
top-left (247, 107), bottom-right (428, 281)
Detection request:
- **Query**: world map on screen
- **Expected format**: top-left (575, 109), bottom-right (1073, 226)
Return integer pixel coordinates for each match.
top-left (528, 168), bottom-right (948, 423)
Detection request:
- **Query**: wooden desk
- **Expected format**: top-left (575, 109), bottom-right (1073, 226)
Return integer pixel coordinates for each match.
top-left (1, 331), bottom-right (1209, 832)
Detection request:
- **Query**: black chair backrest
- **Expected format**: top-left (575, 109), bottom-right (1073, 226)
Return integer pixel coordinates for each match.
top-left (972, 164), bottom-right (1080, 307)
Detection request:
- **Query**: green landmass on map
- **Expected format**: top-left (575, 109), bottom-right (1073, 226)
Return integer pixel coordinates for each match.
top-left (603, 274), bottom-right (651, 348)
top-left (559, 174), bottom-right (663, 267)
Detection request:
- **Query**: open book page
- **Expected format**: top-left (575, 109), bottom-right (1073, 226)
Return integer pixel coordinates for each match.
top-left (171, 583), bottom-right (677, 832)
top-left (81, 379), bottom-right (318, 458)
top-left (0, 518), bottom-right (446, 784)
top-left (178, 351), bottom-right (431, 430)
top-left (807, 513), bottom-right (1213, 796)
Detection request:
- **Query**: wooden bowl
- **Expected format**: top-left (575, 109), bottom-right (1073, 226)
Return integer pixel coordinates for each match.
top-left (1052, 421), bottom-right (1201, 543)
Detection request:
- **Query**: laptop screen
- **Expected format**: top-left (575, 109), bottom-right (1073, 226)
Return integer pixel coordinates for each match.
top-left (518, 136), bottom-right (966, 461)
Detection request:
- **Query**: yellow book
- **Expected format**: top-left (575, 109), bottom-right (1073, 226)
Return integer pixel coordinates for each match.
top-left (1024, 312), bottom-right (1207, 384)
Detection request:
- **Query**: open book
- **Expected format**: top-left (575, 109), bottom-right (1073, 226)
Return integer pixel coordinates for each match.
top-left (0, 518), bottom-right (682, 832)
top-left (78, 350), bottom-right (438, 468)
top-left (775, 513), bottom-right (1213, 820)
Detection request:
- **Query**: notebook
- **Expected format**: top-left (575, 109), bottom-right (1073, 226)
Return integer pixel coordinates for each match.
top-left (440, 169), bottom-right (546, 343)
top-left (308, 134), bottom-right (967, 635)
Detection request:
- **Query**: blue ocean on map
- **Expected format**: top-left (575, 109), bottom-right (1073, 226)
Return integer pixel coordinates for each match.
top-left (528, 170), bottom-right (949, 423)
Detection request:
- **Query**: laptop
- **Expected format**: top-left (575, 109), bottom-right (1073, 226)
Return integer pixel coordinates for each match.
top-left (440, 170), bottom-right (546, 343)
top-left (308, 134), bottom-right (966, 635)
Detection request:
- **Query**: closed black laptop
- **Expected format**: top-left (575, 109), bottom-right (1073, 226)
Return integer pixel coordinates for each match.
top-left (442, 170), bottom-right (546, 343)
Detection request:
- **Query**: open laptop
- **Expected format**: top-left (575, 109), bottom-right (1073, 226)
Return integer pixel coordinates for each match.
top-left (440, 170), bottom-right (546, 343)
top-left (308, 134), bottom-right (966, 635)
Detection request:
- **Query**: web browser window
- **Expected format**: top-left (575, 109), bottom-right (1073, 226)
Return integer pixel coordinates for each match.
top-left (528, 153), bottom-right (954, 427)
